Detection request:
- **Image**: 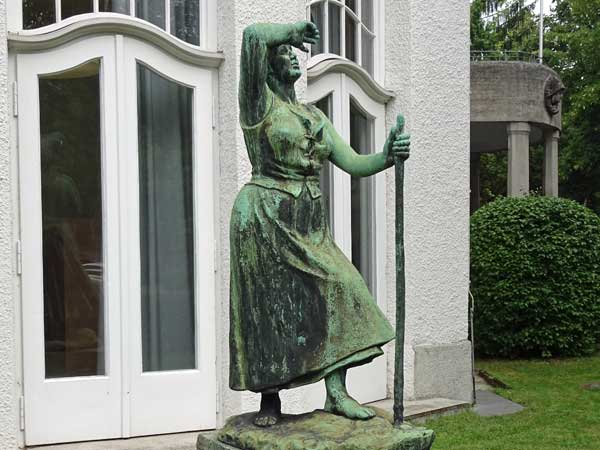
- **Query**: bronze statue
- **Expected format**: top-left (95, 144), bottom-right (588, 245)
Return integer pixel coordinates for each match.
top-left (228, 21), bottom-right (410, 427)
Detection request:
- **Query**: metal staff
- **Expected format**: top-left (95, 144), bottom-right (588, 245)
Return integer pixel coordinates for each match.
top-left (393, 114), bottom-right (407, 427)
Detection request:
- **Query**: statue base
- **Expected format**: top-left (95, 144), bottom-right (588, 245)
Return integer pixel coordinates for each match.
top-left (197, 409), bottom-right (435, 450)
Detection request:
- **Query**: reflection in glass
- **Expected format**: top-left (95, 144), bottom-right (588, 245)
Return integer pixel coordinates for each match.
top-left (23, 0), bottom-right (56, 29)
top-left (137, 64), bottom-right (196, 372)
top-left (362, 30), bottom-right (374, 75)
top-left (40, 61), bottom-right (105, 379)
top-left (349, 100), bottom-right (374, 292)
top-left (99, 0), bottom-right (130, 14)
top-left (315, 95), bottom-right (333, 227)
top-left (61, 0), bottom-right (93, 20)
top-left (310, 3), bottom-right (325, 56)
top-left (171, 0), bottom-right (200, 45)
top-left (345, 14), bottom-right (356, 62)
top-left (361, 0), bottom-right (374, 30)
top-left (136, 0), bottom-right (166, 29)
top-left (328, 4), bottom-right (341, 55)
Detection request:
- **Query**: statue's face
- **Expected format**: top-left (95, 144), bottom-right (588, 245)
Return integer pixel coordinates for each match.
top-left (544, 76), bottom-right (565, 116)
top-left (270, 45), bottom-right (302, 84)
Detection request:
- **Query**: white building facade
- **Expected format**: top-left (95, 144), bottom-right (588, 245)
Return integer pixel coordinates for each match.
top-left (0, 0), bottom-right (471, 447)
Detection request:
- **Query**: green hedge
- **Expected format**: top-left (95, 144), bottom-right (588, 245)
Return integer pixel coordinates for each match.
top-left (471, 196), bottom-right (600, 358)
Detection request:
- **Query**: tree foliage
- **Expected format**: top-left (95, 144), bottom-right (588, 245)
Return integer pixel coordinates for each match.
top-left (544, 1), bottom-right (600, 213)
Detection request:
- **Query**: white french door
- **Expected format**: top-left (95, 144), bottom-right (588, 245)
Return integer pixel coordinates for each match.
top-left (17, 35), bottom-right (216, 446)
top-left (308, 72), bottom-right (388, 406)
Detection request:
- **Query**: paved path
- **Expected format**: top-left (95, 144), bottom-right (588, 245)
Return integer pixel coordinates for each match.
top-left (473, 390), bottom-right (524, 417)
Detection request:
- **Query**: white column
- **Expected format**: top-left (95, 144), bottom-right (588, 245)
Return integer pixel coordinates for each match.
top-left (507, 122), bottom-right (531, 197)
top-left (544, 129), bottom-right (560, 197)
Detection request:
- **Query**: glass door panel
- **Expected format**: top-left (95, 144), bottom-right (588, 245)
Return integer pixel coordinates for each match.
top-left (18, 36), bottom-right (122, 446)
top-left (40, 61), bottom-right (105, 379)
top-left (349, 99), bottom-right (375, 292)
top-left (137, 64), bottom-right (196, 372)
top-left (315, 94), bottom-right (334, 227)
top-left (123, 38), bottom-right (216, 436)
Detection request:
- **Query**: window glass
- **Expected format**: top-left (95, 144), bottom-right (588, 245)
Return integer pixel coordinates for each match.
top-left (99, 0), bottom-right (130, 14)
top-left (136, 0), bottom-right (166, 29)
top-left (315, 95), bottom-right (333, 226)
top-left (171, 0), bottom-right (201, 46)
top-left (310, 2), bottom-right (325, 56)
top-left (137, 64), bottom-right (196, 372)
top-left (349, 100), bottom-right (374, 291)
top-left (345, 14), bottom-right (357, 63)
top-left (309, 0), bottom-right (376, 76)
top-left (23, 0), bottom-right (56, 29)
top-left (361, 0), bottom-right (373, 30)
top-left (62, 0), bottom-right (93, 20)
top-left (328, 3), bottom-right (341, 55)
top-left (21, 0), bottom-right (203, 48)
top-left (40, 60), bottom-right (105, 379)
top-left (362, 29), bottom-right (374, 75)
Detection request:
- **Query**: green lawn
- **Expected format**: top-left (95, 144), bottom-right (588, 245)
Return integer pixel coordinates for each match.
top-left (425, 356), bottom-right (600, 450)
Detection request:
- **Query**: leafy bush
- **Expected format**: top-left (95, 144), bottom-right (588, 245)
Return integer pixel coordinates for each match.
top-left (471, 196), bottom-right (600, 358)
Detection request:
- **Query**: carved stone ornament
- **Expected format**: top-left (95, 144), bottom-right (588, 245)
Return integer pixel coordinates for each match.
top-left (544, 75), bottom-right (565, 116)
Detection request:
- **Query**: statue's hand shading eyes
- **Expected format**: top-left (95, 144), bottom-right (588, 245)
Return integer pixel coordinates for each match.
top-left (384, 114), bottom-right (410, 164)
top-left (291, 21), bottom-right (321, 53)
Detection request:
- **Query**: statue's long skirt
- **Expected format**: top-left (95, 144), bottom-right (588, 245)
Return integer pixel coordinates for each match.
top-left (229, 184), bottom-right (395, 392)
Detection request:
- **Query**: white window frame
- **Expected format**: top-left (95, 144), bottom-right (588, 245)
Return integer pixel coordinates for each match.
top-left (9, 17), bottom-right (222, 446)
top-left (7, 0), bottom-right (217, 50)
top-left (306, 0), bottom-right (385, 84)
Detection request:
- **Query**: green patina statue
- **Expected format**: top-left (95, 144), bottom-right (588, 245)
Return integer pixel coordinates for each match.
top-left (229, 21), bottom-right (410, 428)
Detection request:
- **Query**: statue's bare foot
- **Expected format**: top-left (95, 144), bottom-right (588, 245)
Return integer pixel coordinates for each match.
top-left (324, 394), bottom-right (376, 420)
top-left (254, 392), bottom-right (281, 427)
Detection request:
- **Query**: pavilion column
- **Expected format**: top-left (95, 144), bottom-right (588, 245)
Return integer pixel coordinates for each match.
top-left (507, 122), bottom-right (531, 197)
top-left (470, 153), bottom-right (481, 214)
top-left (544, 129), bottom-right (560, 197)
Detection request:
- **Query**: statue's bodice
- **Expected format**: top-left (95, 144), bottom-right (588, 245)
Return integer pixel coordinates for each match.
top-left (241, 90), bottom-right (331, 199)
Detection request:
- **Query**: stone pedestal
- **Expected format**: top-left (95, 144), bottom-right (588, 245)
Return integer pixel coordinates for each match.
top-left (197, 409), bottom-right (435, 450)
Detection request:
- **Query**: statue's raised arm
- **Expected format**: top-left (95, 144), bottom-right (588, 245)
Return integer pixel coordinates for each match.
top-left (239, 22), bottom-right (320, 125)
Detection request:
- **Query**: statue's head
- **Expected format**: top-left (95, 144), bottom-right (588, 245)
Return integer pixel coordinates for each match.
top-left (544, 75), bottom-right (565, 116)
top-left (268, 44), bottom-right (302, 85)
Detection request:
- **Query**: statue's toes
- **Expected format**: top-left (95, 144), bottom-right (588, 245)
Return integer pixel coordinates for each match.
top-left (355, 406), bottom-right (376, 420)
top-left (254, 414), bottom-right (279, 427)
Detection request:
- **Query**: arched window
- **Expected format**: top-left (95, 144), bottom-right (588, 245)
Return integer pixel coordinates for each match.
top-left (12, 0), bottom-right (216, 48)
top-left (307, 0), bottom-right (377, 76)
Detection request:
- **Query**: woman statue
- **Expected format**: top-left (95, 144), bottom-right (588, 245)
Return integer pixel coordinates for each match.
top-left (229, 21), bottom-right (410, 427)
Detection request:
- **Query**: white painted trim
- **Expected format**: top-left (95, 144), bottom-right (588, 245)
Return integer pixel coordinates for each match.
top-left (375, 0), bottom-right (385, 84)
top-left (308, 56), bottom-right (394, 104)
top-left (7, 0), bottom-right (22, 31)
top-left (8, 15), bottom-right (224, 68)
top-left (18, 36), bottom-right (123, 446)
top-left (122, 37), bottom-right (217, 437)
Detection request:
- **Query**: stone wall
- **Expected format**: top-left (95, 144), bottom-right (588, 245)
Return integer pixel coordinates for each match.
top-left (384, 0), bottom-right (472, 402)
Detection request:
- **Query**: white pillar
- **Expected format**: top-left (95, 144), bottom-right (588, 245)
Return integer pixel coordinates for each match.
top-left (544, 129), bottom-right (560, 197)
top-left (507, 122), bottom-right (531, 197)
